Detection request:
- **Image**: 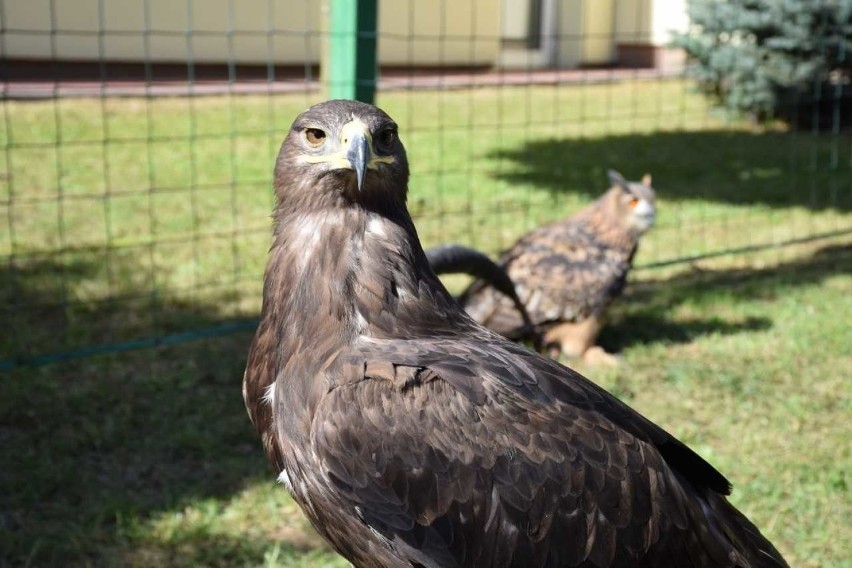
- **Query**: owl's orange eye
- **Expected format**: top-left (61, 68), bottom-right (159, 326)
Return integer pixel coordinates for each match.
top-left (629, 198), bottom-right (639, 208)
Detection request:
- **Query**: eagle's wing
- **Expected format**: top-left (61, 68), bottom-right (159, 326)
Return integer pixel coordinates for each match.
top-left (310, 337), bottom-right (778, 567)
top-left (463, 223), bottom-right (634, 335)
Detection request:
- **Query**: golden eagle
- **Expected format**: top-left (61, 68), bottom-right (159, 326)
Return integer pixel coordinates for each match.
top-left (243, 100), bottom-right (787, 568)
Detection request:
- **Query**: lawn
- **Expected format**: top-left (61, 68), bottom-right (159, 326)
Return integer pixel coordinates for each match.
top-left (1, 80), bottom-right (851, 567)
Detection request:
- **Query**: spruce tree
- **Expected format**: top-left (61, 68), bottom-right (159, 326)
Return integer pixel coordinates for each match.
top-left (674, 0), bottom-right (852, 126)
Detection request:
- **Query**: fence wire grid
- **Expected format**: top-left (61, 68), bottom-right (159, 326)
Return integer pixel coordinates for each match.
top-left (1, 0), bottom-right (851, 370)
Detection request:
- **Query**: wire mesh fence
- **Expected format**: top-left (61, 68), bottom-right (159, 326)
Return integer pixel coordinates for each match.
top-left (1, 0), bottom-right (851, 370)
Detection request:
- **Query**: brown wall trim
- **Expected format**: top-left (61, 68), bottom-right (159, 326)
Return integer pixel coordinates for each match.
top-left (616, 43), bottom-right (686, 73)
top-left (1, 59), bottom-right (494, 82)
top-left (1, 59), bottom-right (320, 82)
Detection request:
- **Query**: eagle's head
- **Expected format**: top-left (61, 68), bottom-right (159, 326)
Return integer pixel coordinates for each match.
top-left (273, 100), bottom-right (410, 210)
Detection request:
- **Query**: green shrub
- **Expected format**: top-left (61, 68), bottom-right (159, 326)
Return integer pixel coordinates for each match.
top-left (674, 0), bottom-right (852, 126)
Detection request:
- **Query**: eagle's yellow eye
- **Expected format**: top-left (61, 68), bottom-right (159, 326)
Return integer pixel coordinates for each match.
top-left (304, 128), bottom-right (326, 147)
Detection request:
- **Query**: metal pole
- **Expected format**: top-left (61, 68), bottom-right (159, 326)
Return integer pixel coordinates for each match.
top-left (328, 0), bottom-right (378, 103)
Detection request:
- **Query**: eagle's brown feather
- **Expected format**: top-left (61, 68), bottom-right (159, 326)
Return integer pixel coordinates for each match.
top-left (243, 100), bottom-right (787, 567)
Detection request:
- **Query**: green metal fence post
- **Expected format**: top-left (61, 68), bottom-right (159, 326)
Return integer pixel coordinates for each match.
top-left (328, 0), bottom-right (378, 103)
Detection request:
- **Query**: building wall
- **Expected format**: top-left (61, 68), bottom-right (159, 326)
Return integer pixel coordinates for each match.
top-left (582, 0), bottom-right (615, 64)
top-left (555, 0), bottom-right (615, 68)
top-left (615, 0), bottom-right (687, 46)
top-left (378, 0), bottom-right (501, 66)
top-left (613, 0), bottom-right (687, 70)
top-left (502, 0), bottom-right (531, 42)
top-left (554, 0), bottom-right (583, 67)
top-left (1, 0), bottom-right (683, 69)
top-left (1, 0), bottom-right (500, 67)
top-left (614, 0), bottom-right (652, 44)
top-left (2, 0), bottom-right (323, 64)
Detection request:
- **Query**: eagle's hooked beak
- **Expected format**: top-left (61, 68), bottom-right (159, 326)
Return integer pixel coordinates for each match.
top-left (345, 130), bottom-right (370, 192)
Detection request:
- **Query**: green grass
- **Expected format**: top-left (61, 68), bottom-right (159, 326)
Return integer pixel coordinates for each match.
top-left (1, 81), bottom-right (851, 566)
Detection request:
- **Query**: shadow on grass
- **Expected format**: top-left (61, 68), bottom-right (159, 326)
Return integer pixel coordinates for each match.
top-left (112, 531), bottom-right (337, 568)
top-left (599, 314), bottom-right (772, 353)
top-left (631, 242), bottom-right (852, 303)
top-left (0, 258), bottom-right (257, 367)
top-left (487, 130), bottom-right (852, 211)
top-left (598, 243), bottom-right (852, 352)
top-left (0, 258), bottom-right (334, 567)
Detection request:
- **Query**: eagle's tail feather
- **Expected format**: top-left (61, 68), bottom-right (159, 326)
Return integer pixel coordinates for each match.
top-left (705, 491), bottom-right (789, 568)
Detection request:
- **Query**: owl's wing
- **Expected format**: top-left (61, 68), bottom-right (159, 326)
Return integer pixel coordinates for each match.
top-left (462, 222), bottom-right (634, 332)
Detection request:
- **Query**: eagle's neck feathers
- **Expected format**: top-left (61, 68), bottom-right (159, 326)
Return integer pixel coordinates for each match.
top-left (267, 204), bottom-right (420, 341)
top-left (245, 199), bottom-right (466, 455)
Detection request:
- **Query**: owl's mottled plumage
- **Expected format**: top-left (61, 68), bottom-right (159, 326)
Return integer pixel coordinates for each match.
top-left (459, 171), bottom-right (656, 363)
top-left (243, 101), bottom-right (786, 567)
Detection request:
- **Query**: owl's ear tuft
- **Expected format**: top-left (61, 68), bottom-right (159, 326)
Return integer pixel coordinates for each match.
top-left (608, 169), bottom-right (629, 191)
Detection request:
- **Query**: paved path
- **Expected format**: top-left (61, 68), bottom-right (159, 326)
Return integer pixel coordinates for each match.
top-left (3, 67), bottom-right (679, 99)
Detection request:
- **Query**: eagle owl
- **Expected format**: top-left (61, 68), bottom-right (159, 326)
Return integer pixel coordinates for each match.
top-left (458, 170), bottom-right (656, 364)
